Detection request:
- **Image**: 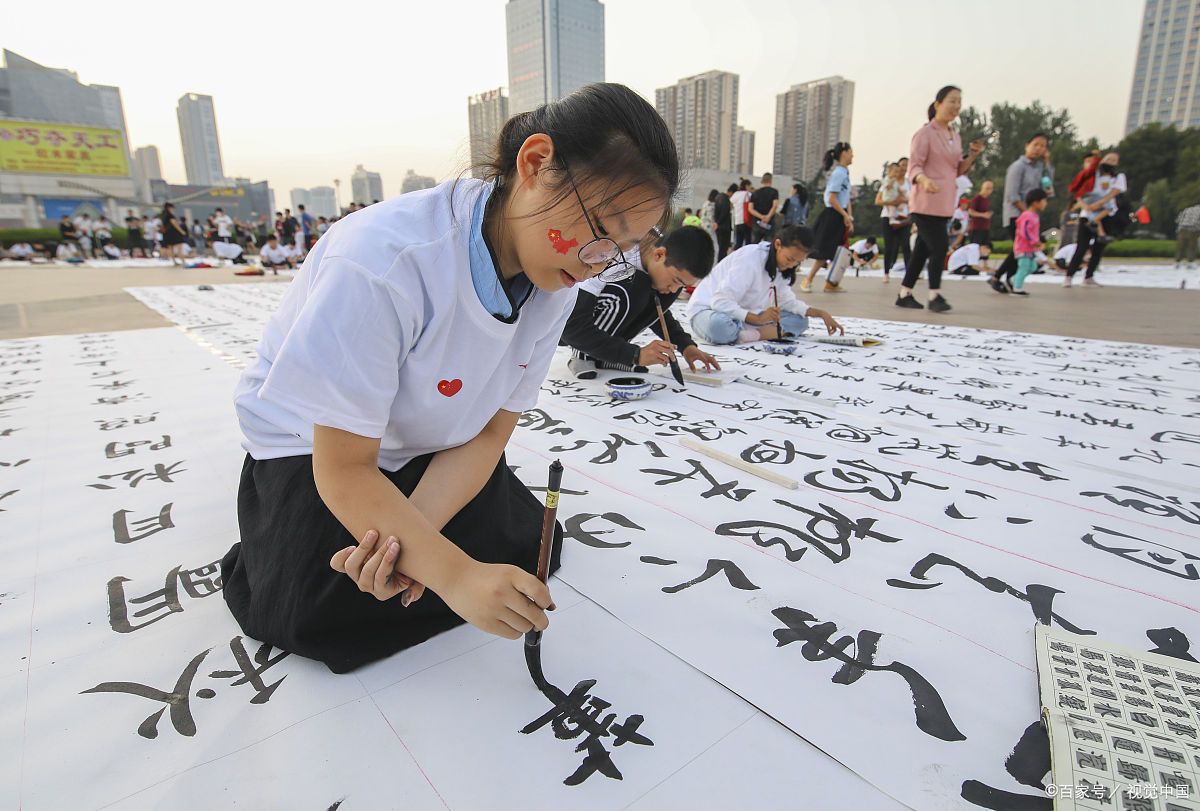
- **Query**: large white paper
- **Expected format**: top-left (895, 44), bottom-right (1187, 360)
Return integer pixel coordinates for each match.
top-left (104, 282), bottom-right (1200, 808)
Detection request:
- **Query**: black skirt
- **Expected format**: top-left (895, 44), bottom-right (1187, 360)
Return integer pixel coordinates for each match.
top-left (221, 452), bottom-right (563, 673)
top-left (810, 207), bottom-right (847, 262)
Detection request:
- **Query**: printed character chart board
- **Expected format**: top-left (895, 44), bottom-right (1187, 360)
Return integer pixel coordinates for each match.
top-left (115, 282), bottom-right (1200, 809)
top-left (1036, 625), bottom-right (1200, 810)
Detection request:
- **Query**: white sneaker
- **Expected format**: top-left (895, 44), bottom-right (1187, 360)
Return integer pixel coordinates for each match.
top-left (737, 327), bottom-right (763, 344)
top-left (1083, 277), bottom-right (1102, 287)
top-left (1063, 276), bottom-right (1072, 287)
top-left (798, 279), bottom-right (812, 293)
top-left (567, 354), bottom-right (598, 380)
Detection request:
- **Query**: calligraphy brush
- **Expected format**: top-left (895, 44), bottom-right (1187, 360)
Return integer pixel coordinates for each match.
top-left (524, 459), bottom-right (563, 693)
top-left (769, 285), bottom-right (782, 338)
top-left (654, 296), bottom-right (685, 387)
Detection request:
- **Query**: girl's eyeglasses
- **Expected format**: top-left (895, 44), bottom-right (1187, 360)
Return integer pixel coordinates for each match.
top-left (560, 158), bottom-right (659, 283)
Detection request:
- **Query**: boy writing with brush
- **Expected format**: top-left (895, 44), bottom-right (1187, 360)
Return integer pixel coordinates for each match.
top-left (561, 225), bottom-right (721, 379)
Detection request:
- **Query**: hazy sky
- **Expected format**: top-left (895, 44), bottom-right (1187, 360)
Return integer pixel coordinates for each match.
top-left (5, 0), bottom-right (1142, 201)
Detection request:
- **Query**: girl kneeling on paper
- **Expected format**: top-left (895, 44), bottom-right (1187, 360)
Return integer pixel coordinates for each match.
top-left (221, 83), bottom-right (679, 673)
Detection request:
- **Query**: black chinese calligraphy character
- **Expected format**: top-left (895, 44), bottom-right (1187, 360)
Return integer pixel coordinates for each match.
top-left (771, 607), bottom-right (965, 741)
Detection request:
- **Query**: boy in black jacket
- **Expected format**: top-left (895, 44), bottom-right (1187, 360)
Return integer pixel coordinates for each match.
top-left (562, 226), bottom-right (721, 379)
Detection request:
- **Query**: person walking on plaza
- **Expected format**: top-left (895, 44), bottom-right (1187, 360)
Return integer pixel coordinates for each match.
top-left (967, 179), bottom-right (994, 246)
top-left (731, 179), bottom-right (753, 251)
top-left (800, 142), bottom-right (854, 294)
top-left (878, 161), bottom-right (911, 284)
top-left (782, 183), bottom-right (809, 228)
top-left (1176, 202), bottom-right (1200, 270)
top-left (749, 172), bottom-right (780, 244)
top-left (124, 210), bottom-right (147, 258)
top-left (161, 202), bottom-right (188, 266)
top-left (895, 85), bottom-right (983, 312)
top-left (713, 184), bottom-right (734, 261)
top-left (1065, 152), bottom-right (1125, 287)
top-left (990, 133), bottom-right (1053, 293)
top-left (1010, 189), bottom-right (1048, 295)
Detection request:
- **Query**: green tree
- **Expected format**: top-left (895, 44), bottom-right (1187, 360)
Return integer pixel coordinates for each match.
top-left (956, 101), bottom-right (1083, 239)
top-left (853, 177), bottom-right (883, 237)
top-left (1142, 178), bottom-right (1176, 237)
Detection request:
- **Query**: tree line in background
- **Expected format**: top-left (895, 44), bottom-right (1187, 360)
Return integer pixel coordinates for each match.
top-left (831, 102), bottom-right (1200, 242)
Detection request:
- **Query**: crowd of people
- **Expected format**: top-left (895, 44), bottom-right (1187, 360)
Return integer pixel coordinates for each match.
top-left (0, 199), bottom-right (383, 271)
top-left (666, 85), bottom-right (1195, 312)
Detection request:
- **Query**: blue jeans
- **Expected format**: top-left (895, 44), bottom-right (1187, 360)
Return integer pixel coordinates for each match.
top-left (690, 309), bottom-right (810, 345)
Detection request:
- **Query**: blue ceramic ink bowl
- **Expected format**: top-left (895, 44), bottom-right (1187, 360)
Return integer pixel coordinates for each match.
top-left (762, 340), bottom-right (797, 355)
top-left (607, 376), bottom-right (652, 401)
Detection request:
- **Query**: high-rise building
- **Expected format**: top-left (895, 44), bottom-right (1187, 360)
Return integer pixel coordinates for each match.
top-left (0, 49), bottom-right (132, 134)
top-left (773, 76), bottom-right (855, 185)
top-left (350, 164), bottom-right (384, 202)
top-left (656, 70), bottom-right (743, 173)
top-left (0, 49), bottom-right (137, 226)
top-left (289, 187), bottom-right (310, 211)
top-left (307, 186), bottom-right (337, 219)
top-left (401, 170), bottom-right (436, 195)
top-left (176, 93), bottom-right (226, 186)
top-left (1126, 0), bottom-right (1200, 132)
top-left (468, 87), bottom-right (510, 178)
top-left (133, 145), bottom-right (163, 202)
top-left (133, 146), bottom-right (162, 182)
top-left (736, 127), bottom-right (755, 176)
top-left (505, 0), bottom-right (605, 115)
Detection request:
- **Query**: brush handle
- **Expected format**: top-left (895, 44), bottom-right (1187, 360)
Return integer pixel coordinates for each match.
top-left (535, 460), bottom-right (562, 583)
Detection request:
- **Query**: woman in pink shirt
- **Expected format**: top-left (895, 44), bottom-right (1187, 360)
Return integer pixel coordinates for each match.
top-left (896, 85), bottom-right (983, 313)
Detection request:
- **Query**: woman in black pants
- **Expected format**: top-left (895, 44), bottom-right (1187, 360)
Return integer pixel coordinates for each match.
top-left (897, 86), bottom-right (982, 312)
top-left (878, 160), bottom-right (911, 282)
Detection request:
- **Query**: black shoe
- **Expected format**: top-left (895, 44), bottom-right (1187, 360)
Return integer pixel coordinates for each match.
top-left (989, 277), bottom-right (1009, 294)
top-left (928, 295), bottom-right (952, 313)
top-left (895, 294), bottom-right (924, 309)
top-left (1011, 289), bottom-right (1029, 296)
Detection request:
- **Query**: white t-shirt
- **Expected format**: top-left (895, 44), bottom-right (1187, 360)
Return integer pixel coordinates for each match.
top-left (102, 243), bottom-right (121, 259)
top-left (948, 243), bottom-right (981, 270)
top-left (10, 243), bottom-right (33, 258)
top-left (234, 179), bottom-right (577, 471)
top-left (1084, 172), bottom-right (1127, 219)
top-left (213, 240), bottom-right (244, 260)
top-left (73, 216), bottom-right (93, 236)
top-left (1054, 243), bottom-right (1077, 264)
top-left (955, 175), bottom-right (972, 199)
top-left (212, 214), bottom-right (233, 237)
top-left (849, 239), bottom-right (877, 258)
top-left (731, 190), bottom-right (751, 226)
top-left (686, 242), bottom-right (808, 323)
top-left (145, 218), bottom-right (161, 239)
top-left (260, 243), bottom-right (290, 264)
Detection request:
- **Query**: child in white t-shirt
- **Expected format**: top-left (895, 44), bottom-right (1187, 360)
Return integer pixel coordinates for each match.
top-left (948, 242), bottom-right (991, 275)
top-left (220, 83), bottom-right (680, 674)
top-left (849, 237), bottom-right (879, 269)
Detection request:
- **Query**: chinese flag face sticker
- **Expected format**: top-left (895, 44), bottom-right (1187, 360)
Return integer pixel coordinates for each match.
top-left (547, 229), bottom-right (578, 255)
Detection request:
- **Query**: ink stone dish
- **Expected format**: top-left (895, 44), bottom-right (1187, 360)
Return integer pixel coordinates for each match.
top-left (763, 338), bottom-right (798, 355)
top-left (607, 376), bottom-right (652, 401)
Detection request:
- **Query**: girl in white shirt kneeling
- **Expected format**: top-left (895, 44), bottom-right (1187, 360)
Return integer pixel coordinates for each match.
top-left (222, 83), bottom-right (679, 673)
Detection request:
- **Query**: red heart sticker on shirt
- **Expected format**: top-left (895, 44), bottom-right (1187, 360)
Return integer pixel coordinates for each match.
top-left (437, 379), bottom-right (462, 397)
